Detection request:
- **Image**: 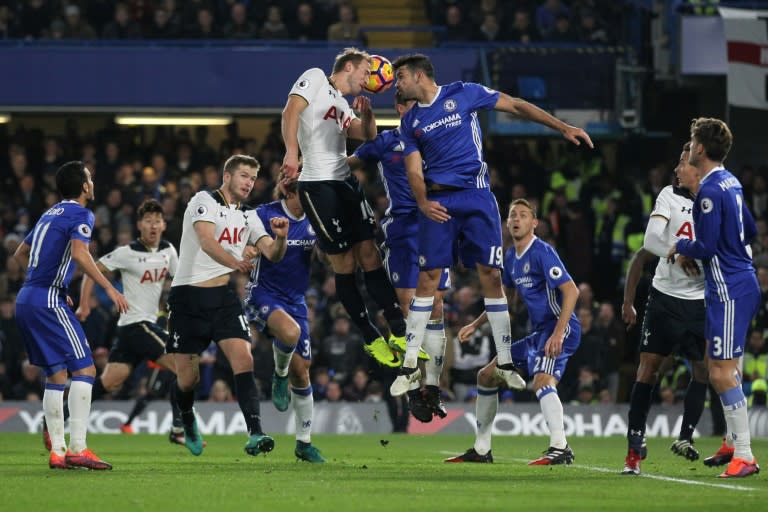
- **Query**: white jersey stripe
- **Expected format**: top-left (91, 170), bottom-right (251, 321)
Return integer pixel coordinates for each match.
top-left (52, 242), bottom-right (72, 289)
top-left (54, 307), bottom-right (84, 359)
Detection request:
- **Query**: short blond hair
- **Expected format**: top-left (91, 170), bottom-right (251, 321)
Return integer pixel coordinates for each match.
top-left (332, 47), bottom-right (371, 74)
top-left (508, 198), bottom-right (537, 218)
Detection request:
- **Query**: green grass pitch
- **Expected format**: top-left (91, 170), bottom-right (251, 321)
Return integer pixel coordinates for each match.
top-left (1, 433), bottom-right (765, 511)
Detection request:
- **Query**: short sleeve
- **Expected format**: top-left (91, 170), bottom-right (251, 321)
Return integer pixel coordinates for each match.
top-left (69, 209), bottom-right (94, 243)
top-left (399, 114), bottom-right (419, 157)
top-left (462, 82), bottom-right (500, 111)
top-left (538, 245), bottom-right (572, 289)
top-left (246, 211), bottom-right (270, 244)
top-left (99, 245), bottom-right (129, 271)
top-left (650, 187), bottom-right (672, 220)
top-left (289, 68), bottom-right (327, 105)
top-left (188, 193), bottom-right (218, 224)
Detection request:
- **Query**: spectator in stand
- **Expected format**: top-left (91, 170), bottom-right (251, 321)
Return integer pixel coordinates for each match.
top-left (327, 3), bottom-right (366, 45)
top-left (102, 2), bottom-right (143, 39)
top-left (261, 5), bottom-right (290, 40)
top-left (438, 5), bottom-right (470, 43)
top-left (59, 4), bottom-right (97, 39)
top-left (20, 0), bottom-right (52, 39)
top-left (291, 2), bottom-right (326, 41)
top-left (535, 0), bottom-right (569, 39)
top-left (507, 8), bottom-right (540, 43)
top-left (145, 7), bottom-right (179, 39)
top-left (577, 8), bottom-right (611, 45)
top-left (185, 6), bottom-right (221, 39)
top-left (223, 2), bottom-right (258, 40)
top-left (472, 13), bottom-right (505, 42)
top-left (11, 360), bottom-right (44, 401)
top-left (547, 13), bottom-right (577, 42)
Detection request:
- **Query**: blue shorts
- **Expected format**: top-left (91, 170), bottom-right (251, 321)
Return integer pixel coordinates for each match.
top-left (510, 322), bottom-right (581, 381)
top-left (381, 212), bottom-right (450, 290)
top-left (244, 287), bottom-right (312, 360)
top-left (418, 188), bottom-right (503, 270)
top-left (705, 289), bottom-right (760, 360)
top-left (15, 287), bottom-right (93, 376)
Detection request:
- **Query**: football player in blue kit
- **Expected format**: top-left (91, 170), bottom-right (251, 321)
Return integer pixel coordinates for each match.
top-left (14, 161), bottom-right (129, 470)
top-left (349, 91), bottom-right (450, 423)
top-left (668, 117), bottom-right (761, 478)
top-left (388, 53), bottom-right (592, 396)
top-left (445, 199), bottom-right (580, 464)
top-left (244, 175), bottom-right (326, 463)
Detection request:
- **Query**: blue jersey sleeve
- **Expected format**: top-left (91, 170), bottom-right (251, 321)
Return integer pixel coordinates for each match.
top-left (353, 137), bottom-right (383, 162)
top-left (399, 115), bottom-right (419, 157)
top-left (462, 82), bottom-right (500, 111)
top-left (69, 209), bottom-right (95, 243)
top-left (743, 199), bottom-right (757, 243)
top-left (538, 245), bottom-right (572, 289)
top-left (256, 206), bottom-right (273, 236)
top-left (677, 186), bottom-right (720, 260)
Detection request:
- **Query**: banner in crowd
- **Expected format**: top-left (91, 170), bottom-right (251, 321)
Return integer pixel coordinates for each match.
top-left (2, 401), bottom-right (766, 438)
top-left (720, 7), bottom-right (768, 109)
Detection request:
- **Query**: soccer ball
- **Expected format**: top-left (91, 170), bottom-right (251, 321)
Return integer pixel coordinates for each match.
top-left (364, 55), bottom-right (394, 94)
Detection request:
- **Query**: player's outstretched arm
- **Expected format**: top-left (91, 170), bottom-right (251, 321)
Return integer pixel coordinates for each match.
top-left (194, 221), bottom-right (252, 274)
top-left (254, 217), bottom-right (289, 262)
top-left (75, 261), bottom-right (110, 321)
top-left (622, 248), bottom-right (656, 329)
top-left (281, 95), bottom-right (309, 180)
top-left (494, 93), bottom-right (593, 148)
top-left (71, 239), bottom-right (128, 314)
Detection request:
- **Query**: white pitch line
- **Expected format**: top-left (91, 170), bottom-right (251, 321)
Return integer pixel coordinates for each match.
top-left (438, 451), bottom-right (758, 492)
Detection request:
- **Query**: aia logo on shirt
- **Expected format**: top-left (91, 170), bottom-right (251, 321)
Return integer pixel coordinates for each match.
top-left (218, 227), bottom-right (246, 245)
top-left (140, 267), bottom-right (168, 284)
top-left (674, 221), bottom-right (694, 240)
top-left (322, 106), bottom-right (353, 130)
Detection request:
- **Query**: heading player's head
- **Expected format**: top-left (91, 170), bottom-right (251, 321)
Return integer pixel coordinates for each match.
top-left (331, 47), bottom-right (371, 96)
top-left (222, 154), bottom-right (260, 203)
top-left (675, 142), bottom-right (699, 193)
top-left (56, 160), bottom-right (93, 202)
top-left (394, 91), bottom-right (416, 119)
top-left (136, 199), bottom-right (166, 247)
top-left (392, 54), bottom-right (435, 101)
top-left (507, 198), bottom-right (538, 242)
top-left (688, 117), bottom-right (732, 167)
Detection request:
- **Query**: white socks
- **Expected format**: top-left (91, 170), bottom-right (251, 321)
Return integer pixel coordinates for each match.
top-left (292, 386), bottom-right (314, 444)
top-left (537, 385), bottom-right (567, 449)
top-left (273, 339), bottom-right (296, 378)
top-left (43, 383), bottom-right (66, 456)
top-left (423, 320), bottom-right (447, 386)
top-left (68, 377), bottom-right (94, 453)
top-left (403, 296), bottom-right (433, 367)
top-left (473, 386), bottom-right (498, 455)
top-left (484, 297), bottom-right (512, 365)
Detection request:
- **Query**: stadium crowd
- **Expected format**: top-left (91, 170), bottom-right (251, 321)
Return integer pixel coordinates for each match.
top-left (1, 116), bottom-right (766, 410)
top-left (0, 0), bottom-right (624, 46)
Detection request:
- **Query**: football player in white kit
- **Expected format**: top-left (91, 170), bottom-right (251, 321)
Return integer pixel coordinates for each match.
top-left (621, 143), bottom-right (708, 475)
top-left (281, 47), bottom-right (410, 369)
top-left (76, 199), bottom-right (182, 439)
top-left (167, 155), bottom-right (289, 457)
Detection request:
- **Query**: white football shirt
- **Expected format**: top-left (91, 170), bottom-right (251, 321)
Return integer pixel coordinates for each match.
top-left (100, 240), bottom-right (178, 326)
top-left (289, 67), bottom-right (358, 181)
top-left (646, 185), bottom-right (705, 300)
top-left (172, 190), bottom-right (269, 287)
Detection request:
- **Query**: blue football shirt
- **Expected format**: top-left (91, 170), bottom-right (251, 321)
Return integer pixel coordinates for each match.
top-left (247, 200), bottom-right (315, 303)
top-left (399, 81), bottom-right (499, 190)
top-left (502, 237), bottom-right (578, 331)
